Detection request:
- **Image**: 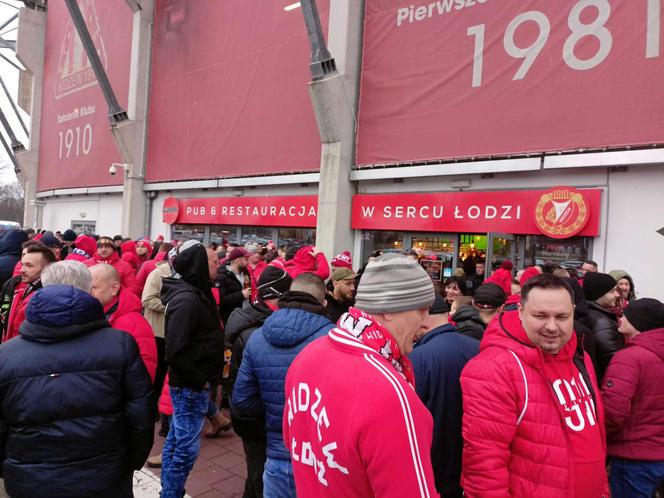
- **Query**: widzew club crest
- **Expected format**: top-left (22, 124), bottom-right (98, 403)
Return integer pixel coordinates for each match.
top-left (534, 187), bottom-right (590, 239)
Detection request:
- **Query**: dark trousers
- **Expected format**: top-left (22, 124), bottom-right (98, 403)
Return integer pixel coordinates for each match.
top-left (610, 458), bottom-right (664, 498)
top-left (242, 438), bottom-right (267, 498)
top-left (153, 337), bottom-right (167, 415)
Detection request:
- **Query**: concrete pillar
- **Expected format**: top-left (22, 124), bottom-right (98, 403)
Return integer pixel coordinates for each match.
top-left (311, 1), bottom-right (364, 257)
top-left (14, 7), bottom-right (46, 228)
top-left (115, 0), bottom-right (154, 238)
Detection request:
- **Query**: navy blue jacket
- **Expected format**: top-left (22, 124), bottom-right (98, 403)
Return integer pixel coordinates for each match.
top-left (0, 285), bottom-right (154, 498)
top-left (0, 230), bottom-right (27, 287)
top-left (410, 323), bottom-right (480, 497)
top-left (232, 307), bottom-right (334, 460)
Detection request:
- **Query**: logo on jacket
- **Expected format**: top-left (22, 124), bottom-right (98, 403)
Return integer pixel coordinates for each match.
top-left (552, 373), bottom-right (597, 432)
top-left (534, 187), bottom-right (590, 239)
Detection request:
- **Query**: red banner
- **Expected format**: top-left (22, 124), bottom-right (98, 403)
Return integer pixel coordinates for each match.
top-left (163, 196), bottom-right (318, 227)
top-left (146, 1), bottom-right (328, 182)
top-left (357, 1), bottom-right (664, 166)
top-left (37, 0), bottom-right (132, 190)
top-left (351, 188), bottom-right (602, 237)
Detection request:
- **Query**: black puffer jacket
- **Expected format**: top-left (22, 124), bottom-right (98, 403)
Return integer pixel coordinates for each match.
top-left (226, 301), bottom-right (272, 440)
top-left (0, 285), bottom-right (154, 498)
top-left (162, 244), bottom-right (224, 390)
top-left (586, 301), bottom-right (624, 381)
top-left (451, 305), bottom-right (486, 341)
top-left (215, 266), bottom-right (246, 325)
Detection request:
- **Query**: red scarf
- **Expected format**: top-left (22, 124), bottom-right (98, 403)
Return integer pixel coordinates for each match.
top-left (338, 307), bottom-right (415, 386)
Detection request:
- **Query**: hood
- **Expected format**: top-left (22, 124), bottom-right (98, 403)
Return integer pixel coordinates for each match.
top-left (631, 328), bottom-right (664, 362)
top-left (261, 307), bottom-right (333, 347)
top-left (121, 250), bottom-right (140, 270)
top-left (0, 229), bottom-right (27, 258)
top-left (225, 301), bottom-right (272, 344)
top-left (485, 268), bottom-right (513, 295)
top-left (505, 293), bottom-right (521, 306)
top-left (106, 288), bottom-right (142, 318)
top-left (452, 305), bottom-right (484, 325)
top-left (20, 285), bottom-right (108, 342)
top-left (609, 269), bottom-right (633, 284)
top-left (174, 244), bottom-right (213, 296)
top-left (120, 240), bottom-right (136, 255)
top-left (415, 322), bottom-right (456, 348)
top-left (481, 310), bottom-right (577, 366)
top-left (288, 246), bottom-right (316, 270)
top-left (73, 235), bottom-right (97, 259)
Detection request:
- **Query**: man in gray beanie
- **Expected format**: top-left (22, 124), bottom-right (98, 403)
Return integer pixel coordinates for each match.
top-left (283, 253), bottom-right (439, 497)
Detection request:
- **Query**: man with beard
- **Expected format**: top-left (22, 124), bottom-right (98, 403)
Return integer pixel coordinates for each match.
top-left (325, 267), bottom-right (357, 322)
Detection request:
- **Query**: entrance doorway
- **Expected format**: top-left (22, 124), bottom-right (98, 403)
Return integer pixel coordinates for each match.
top-left (487, 233), bottom-right (516, 273)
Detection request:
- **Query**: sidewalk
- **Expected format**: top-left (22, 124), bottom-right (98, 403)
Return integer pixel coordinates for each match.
top-left (0, 425), bottom-right (247, 498)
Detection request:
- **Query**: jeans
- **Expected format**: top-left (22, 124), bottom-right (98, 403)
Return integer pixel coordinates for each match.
top-left (610, 457), bottom-right (664, 498)
top-left (160, 386), bottom-right (209, 498)
top-left (263, 457), bottom-right (296, 498)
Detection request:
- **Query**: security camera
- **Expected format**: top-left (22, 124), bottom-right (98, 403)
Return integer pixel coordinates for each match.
top-left (108, 164), bottom-right (117, 176)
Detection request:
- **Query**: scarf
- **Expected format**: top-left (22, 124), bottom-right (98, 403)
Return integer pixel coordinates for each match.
top-left (338, 307), bottom-right (415, 386)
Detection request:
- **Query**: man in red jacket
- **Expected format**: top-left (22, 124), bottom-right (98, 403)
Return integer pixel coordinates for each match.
top-left (602, 298), bottom-right (664, 498)
top-left (84, 236), bottom-right (140, 296)
top-left (2, 245), bottom-right (56, 343)
top-left (89, 263), bottom-right (158, 381)
top-left (461, 274), bottom-right (609, 498)
top-left (283, 253), bottom-right (438, 497)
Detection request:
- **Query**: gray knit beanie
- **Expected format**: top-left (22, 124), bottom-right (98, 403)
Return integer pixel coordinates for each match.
top-left (355, 253), bottom-right (435, 314)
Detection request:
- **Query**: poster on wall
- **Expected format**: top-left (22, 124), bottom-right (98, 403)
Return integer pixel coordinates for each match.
top-left (37, 0), bottom-right (132, 191)
top-left (357, 0), bottom-right (664, 166)
top-left (145, 1), bottom-right (328, 182)
top-left (421, 259), bottom-right (443, 281)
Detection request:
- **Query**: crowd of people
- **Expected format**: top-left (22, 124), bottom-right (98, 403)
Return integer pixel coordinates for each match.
top-left (0, 226), bottom-right (661, 498)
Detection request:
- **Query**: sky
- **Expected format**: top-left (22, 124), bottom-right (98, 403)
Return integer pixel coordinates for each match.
top-left (0, 1), bottom-right (30, 185)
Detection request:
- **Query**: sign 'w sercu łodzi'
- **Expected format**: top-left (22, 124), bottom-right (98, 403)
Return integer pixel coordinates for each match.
top-left (351, 188), bottom-right (601, 239)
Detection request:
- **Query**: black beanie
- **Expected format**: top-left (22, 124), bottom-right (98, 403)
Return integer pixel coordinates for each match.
top-left (62, 229), bottom-right (77, 242)
top-left (257, 266), bottom-right (292, 301)
top-left (623, 298), bottom-right (664, 332)
top-left (583, 272), bottom-right (617, 301)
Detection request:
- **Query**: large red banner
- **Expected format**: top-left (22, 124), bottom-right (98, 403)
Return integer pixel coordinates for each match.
top-left (146, 1), bottom-right (328, 182)
top-left (357, 1), bottom-right (664, 166)
top-left (352, 187), bottom-right (602, 237)
top-left (163, 196), bottom-right (318, 227)
top-left (37, 0), bottom-right (132, 190)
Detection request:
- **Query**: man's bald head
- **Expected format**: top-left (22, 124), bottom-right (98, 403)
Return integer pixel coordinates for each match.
top-left (89, 264), bottom-right (121, 307)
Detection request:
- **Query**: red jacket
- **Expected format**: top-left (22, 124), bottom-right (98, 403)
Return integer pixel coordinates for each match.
top-left (283, 328), bottom-right (438, 497)
top-left (248, 260), bottom-right (267, 303)
top-left (120, 241), bottom-right (140, 272)
top-left (461, 311), bottom-right (608, 497)
top-left (104, 289), bottom-right (157, 381)
top-left (158, 374), bottom-right (173, 416)
top-left (601, 328), bottom-right (664, 460)
top-left (284, 247), bottom-right (330, 281)
top-left (84, 252), bottom-right (141, 296)
top-left (136, 251), bottom-right (167, 294)
top-left (65, 235), bottom-right (97, 262)
top-left (2, 281), bottom-right (38, 343)
top-left (484, 268), bottom-right (513, 296)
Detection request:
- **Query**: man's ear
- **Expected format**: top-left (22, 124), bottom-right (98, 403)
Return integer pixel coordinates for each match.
top-left (517, 302), bottom-right (523, 319)
top-left (112, 281), bottom-right (121, 296)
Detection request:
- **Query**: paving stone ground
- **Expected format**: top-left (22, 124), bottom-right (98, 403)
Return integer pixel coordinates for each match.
top-left (0, 413), bottom-right (246, 498)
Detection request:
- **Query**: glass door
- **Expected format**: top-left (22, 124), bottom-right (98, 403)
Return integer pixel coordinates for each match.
top-left (411, 233), bottom-right (457, 280)
top-left (487, 233), bottom-right (516, 273)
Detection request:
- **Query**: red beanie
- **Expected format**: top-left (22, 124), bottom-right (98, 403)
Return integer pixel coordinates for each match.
top-left (331, 250), bottom-right (353, 270)
top-left (519, 266), bottom-right (541, 286)
top-left (500, 260), bottom-right (513, 271)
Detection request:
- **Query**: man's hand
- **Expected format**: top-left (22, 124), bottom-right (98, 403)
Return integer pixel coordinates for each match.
top-left (310, 246), bottom-right (323, 257)
top-left (242, 288), bottom-right (252, 299)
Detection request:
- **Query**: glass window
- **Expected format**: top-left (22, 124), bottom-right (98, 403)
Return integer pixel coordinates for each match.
top-left (458, 233), bottom-right (487, 274)
top-left (71, 221), bottom-right (96, 236)
top-left (524, 235), bottom-right (591, 269)
top-left (361, 230), bottom-right (404, 263)
top-left (210, 226), bottom-right (240, 246)
top-left (172, 224), bottom-right (206, 242)
top-left (277, 228), bottom-right (316, 248)
top-left (241, 227), bottom-right (273, 246)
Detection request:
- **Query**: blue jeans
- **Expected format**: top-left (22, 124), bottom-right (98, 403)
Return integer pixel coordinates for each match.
top-left (610, 458), bottom-right (664, 498)
top-left (160, 386), bottom-right (209, 498)
top-left (263, 457), bottom-right (296, 498)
